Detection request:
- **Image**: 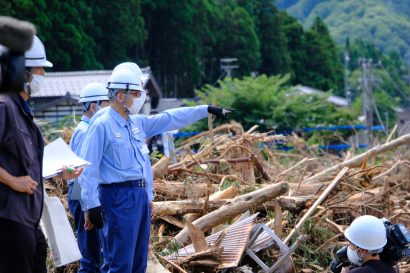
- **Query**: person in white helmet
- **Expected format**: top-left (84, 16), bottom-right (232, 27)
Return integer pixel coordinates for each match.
top-left (340, 215), bottom-right (396, 273)
top-left (78, 63), bottom-right (231, 273)
top-left (0, 35), bottom-right (82, 273)
top-left (68, 82), bottom-right (109, 273)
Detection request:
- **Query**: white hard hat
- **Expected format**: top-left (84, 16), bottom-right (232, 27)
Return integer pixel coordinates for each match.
top-left (107, 68), bottom-right (144, 91)
top-left (79, 82), bottom-right (109, 103)
top-left (25, 35), bottom-right (53, 67)
top-left (113, 62), bottom-right (143, 78)
top-left (344, 215), bottom-right (387, 251)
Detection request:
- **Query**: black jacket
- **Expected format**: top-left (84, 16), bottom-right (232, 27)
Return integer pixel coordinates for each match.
top-left (0, 94), bottom-right (44, 229)
top-left (348, 260), bottom-right (397, 273)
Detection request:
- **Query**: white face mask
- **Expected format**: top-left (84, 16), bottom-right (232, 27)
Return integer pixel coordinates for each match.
top-left (128, 92), bottom-right (146, 115)
top-left (347, 246), bottom-right (363, 266)
top-left (30, 75), bottom-right (44, 95)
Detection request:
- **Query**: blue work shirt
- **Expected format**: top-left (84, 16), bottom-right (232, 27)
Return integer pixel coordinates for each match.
top-left (79, 105), bottom-right (208, 210)
top-left (70, 115), bottom-right (90, 156)
top-left (68, 115), bottom-right (90, 186)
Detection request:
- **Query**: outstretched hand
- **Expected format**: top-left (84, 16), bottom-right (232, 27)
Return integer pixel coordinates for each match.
top-left (207, 105), bottom-right (234, 120)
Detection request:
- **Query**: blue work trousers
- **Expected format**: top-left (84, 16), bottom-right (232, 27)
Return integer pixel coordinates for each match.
top-left (98, 184), bottom-right (150, 273)
top-left (68, 185), bottom-right (103, 273)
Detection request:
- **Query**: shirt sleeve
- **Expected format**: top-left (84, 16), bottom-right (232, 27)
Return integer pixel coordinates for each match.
top-left (141, 105), bottom-right (208, 138)
top-left (78, 121), bottom-right (106, 210)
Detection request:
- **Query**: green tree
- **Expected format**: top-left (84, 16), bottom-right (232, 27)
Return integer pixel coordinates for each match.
top-left (280, 11), bottom-right (308, 85)
top-left (88, 0), bottom-right (146, 69)
top-left (186, 74), bottom-right (355, 132)
top-left (304, 17), bottom-right (343, 92)
top-left (142, 0), bottom-right (218, 97)
top-left (1, 0), bottom-right (102, 70)
top-left (213, 1), bottom-right (261, 77)
top-left (253, 0), bottom-right (291, 75)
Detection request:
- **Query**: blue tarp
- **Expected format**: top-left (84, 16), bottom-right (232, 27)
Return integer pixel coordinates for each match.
top-left (173, 124), bottom-right (382, 151)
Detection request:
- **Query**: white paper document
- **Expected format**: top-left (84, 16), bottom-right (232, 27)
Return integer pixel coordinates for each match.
top-left (42, 137), bottom-right (90, 179)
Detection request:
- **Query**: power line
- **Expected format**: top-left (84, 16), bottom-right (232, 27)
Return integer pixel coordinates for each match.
top-left (371, 97), bottom-right (387, 136)
top-left (360, 58), bottom-right (374, 145)
top-left (344, 50), bottom-right (351, 104)
top-left (376, 60), bottom-right (410, 101)
top-left (373, 81), bottom-right (396, 101)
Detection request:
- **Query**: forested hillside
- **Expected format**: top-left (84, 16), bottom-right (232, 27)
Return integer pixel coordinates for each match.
top-left (276, 0), bottom-right (410, 55)
top-left (1, 0), bottom-right (343, 97)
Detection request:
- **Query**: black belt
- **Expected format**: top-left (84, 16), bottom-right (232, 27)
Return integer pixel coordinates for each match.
top-left (99, 179), bottom-right (146, 188)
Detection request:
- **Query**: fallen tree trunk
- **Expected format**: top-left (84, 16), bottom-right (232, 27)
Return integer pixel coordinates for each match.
top-left (174, 182), bottom-right (289, 245)
top-left (304, 133), bottom-right (410, 184)
top-left (184, 185), bottom-right (240, 222)
top-left (288, 182), bottom-right (324, 196)
top-left (154, 200), bottom-right (227, 217)
top-left (153, 156), bottom-right (171, 179)
top-left (154, 181), bottom-right (219, 200)
top-left (276, 196), bottom-right (314, 213)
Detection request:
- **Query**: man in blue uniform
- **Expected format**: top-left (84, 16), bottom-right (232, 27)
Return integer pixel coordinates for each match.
top-left (79, 64), bottom-right (229, 273)
top-left (68, 82), bottom-right (109, 273)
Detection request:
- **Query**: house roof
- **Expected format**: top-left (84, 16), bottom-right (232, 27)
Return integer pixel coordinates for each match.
top-left (153, 98), bottom-right (184, 112)
top-left (32, 67), bottom-right (161, 99)
top-left (294, 86), bottom-right (349, 107)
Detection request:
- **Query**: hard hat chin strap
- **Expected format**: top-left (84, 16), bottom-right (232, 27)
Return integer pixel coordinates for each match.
top-left (123, 83), bottom-right (130, 115)
top-left (83, 101), bottom-right (98, 117)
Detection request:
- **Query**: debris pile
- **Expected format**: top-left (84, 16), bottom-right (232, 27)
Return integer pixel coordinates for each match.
top-left (46, 122), bottom-right (410, 273)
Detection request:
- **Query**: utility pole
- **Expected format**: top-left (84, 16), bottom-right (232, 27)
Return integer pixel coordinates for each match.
top-left (360, 58), bottom-right (374, 146)
top-left (406, 51), bottom-right (410, 101)
top-left (344, 50), bottom-right (351, 104)
top-left (220, 58), bottom-right (239, 78)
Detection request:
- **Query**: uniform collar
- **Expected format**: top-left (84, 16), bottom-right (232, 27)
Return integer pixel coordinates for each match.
top-left (81, 115), bottom-right (90, 124)
top-left (108, 107), bottom-right (130, 127)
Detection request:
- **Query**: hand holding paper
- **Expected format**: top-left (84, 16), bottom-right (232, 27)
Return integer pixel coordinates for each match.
top-left (60, 165), bottom-right (83, 180)
top-left (42, 138), bottom-right (90, 179)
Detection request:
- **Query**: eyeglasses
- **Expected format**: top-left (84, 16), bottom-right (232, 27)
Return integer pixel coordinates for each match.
top-left (121, 90), bottom-right (145, 98)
